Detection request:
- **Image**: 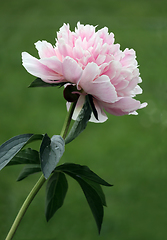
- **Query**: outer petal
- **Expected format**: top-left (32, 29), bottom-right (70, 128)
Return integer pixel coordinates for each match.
top-left (102, 97), bottom-right (145, 116)
top-left (35, 41), bottom-right (56, 58)
top-left (89, 98), bottom-right (108, 123)
top-left (62, 56), bottom-right (83, 84)
top-left (79, 62), bottom-right (117, 103)
top-left (121, 48), bottom-right (137, 67)
top-left (69, 94), bottom-right (85, 120)
top-left (22, 52), bottom-right (62, 81)
top-left (67, 95), bottom-right (108, 123)
top-left (40, 56), bottom-right (63, 75)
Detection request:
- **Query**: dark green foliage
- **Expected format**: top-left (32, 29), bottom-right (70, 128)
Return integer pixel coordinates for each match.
top-left (56, 163), bottom-right (112, 186)
top-left (0, 134), bottom-right (43, 170)
top-left (68, 173), bottom-right (104, 234)
top-left (1, 1), bottom-right (166, 238)
top-left (87, 95), bottom-right (99, 120)
top-left (40, 134), bottom-right (65, 179)
top-left (17, 164), bottom-right (41, 181)
top-left (45, 171), bottom-right (68, 221)
top-left (65, 95), bottom-right (92, 144)
top-left (29, 78), bottom-right (67, 88)
top-left (7, 148), bottom-right (40, 166)
top-left (56, 163), bottom-right (112, 233)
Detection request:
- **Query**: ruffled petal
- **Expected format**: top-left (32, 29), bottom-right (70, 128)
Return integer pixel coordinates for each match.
top-left (35, 41), bottom-right (56, 58)
top-left (92, 75), bottom-right (117, 103)
top-left (102, 97), bottom-right (144, 116)
top-left (79, 62), bottom-right (117, 103)
top-left (62, 56), bottom-right (83, 84)
top-left (22, 52), bottom-right (62, 82)
top-left (40, 56), bottom-right (63, 75)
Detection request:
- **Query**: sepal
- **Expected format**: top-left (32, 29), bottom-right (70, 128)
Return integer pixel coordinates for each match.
top-left (65, 95), bottom-right (92, 144)
top-left (29, 78), bottom-right (67, 88)
top-left (87, 94), bottom-right (99, 120)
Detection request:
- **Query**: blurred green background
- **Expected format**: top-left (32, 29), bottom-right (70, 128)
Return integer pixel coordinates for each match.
top-left (0, 0), bottom-right (167, 239)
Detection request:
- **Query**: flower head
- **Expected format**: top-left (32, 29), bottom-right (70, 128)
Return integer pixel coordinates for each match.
top-left (22, 22), bottom-right (147, 122)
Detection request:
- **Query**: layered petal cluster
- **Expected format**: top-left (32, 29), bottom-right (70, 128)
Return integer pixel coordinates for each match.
top-left (22, 22), bottom-right (147, 122)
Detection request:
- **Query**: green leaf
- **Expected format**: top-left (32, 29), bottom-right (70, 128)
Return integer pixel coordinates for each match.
top-left (45, 172), bottom-right (68, 222)
top-left (7, 148), bottom-right (40, 166)
top-left (29, 78), bottom-right (67, 88)
top-left (17, 164), bottom-right (41, 181)
top-left (0, 134), bottom-right (43, 171)
top-left (40, 134), bottom-right (65, 179)
top-left (65, 172), bottom-right (103, 234)
top-left (82, 178), bottom-right (107, 207)
top-left (56, 163), bottom-right (112, 186)
top-left (65, 95), bottom-right (92, 144)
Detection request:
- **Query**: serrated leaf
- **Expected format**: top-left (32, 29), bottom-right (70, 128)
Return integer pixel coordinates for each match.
top-left (65, 172), bottom-right (103, 234)
top-left (7, 148), bottom-right (40, 166)
top-left (65, 95), bottom-right (92, 144)
top-left (29, 78), bottom-right (67, 88)
top-left (17, 164), bottom-right (41, 181)
top-left (0, 134), bottom-right (43, 171)
top-left (40, 134), bottom-right (65, 179)
top-left (56, 163), bottom-right (112, 186)
top-left (45, 172), bottom-right (68, 222)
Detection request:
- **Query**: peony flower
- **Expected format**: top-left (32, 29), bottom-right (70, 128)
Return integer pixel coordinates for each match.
top-left (22, 22), bottom-right (147, 122)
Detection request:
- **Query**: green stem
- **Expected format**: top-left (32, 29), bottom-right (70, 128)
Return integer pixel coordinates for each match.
top-left (5, 175), bottom-right (46, 240)
top-left (5, 101), bottom-right (77, 240)
top-left (60, 101), bottom-right (77, 139)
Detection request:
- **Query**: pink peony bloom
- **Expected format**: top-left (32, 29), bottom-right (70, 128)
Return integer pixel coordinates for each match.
top-left (22, 22), bottom-right (147, 122)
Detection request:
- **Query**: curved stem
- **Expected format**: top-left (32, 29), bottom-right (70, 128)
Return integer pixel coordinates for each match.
top-left (5, 175), bottom-right (46, 240)
top-left (5, 101), bottom-right (77, 240)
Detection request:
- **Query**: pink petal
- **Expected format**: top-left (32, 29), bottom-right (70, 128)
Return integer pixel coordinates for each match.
top-left (22, 52), bottom-right (62, 81)
top-left (102, 97), bottom-right (143, 116)
top-left (131, 85), bottom-right (143, 96)
top-left (73, 44), bottom-right (84, 59)
top-left (115, 80), bottom-right (129, 91)
top-left (35, 41), bottom-right (56, 58)
top-left (139, 102), bottom-right (148, 109)
top-left (125, 77), bottom-right (138, 92)
top-left (79, 62), bottom-right (117, 103)
top-left (104, 61), bottom-right (121, 83)
top-left (62, 56), bottom-right (83, 84)
top-left (93, 75), bottom-right (117, 103)
top-left (58, 39), bottom-right (73, 58)
top-left (121, 48), bottom-right (137, 67)
top-left (40, 56), bottom-right (63, 75)
top-left (95, 54), bottom-right (106, 65)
